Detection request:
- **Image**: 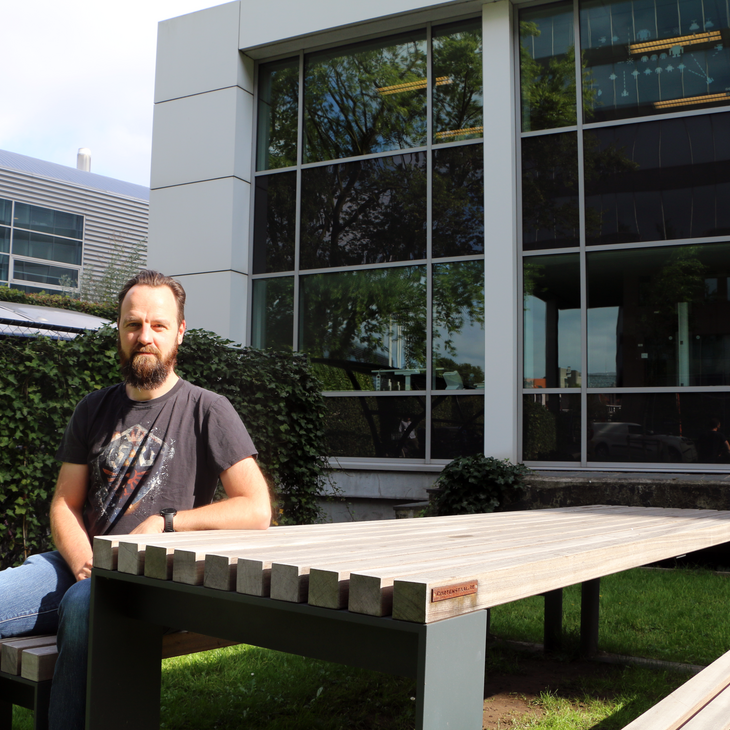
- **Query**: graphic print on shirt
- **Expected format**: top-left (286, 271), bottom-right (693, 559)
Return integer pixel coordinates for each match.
top-left (86, 424), bottom-right (175, 536)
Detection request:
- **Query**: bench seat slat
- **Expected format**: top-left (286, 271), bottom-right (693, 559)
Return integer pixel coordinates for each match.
top-left (623, 648), bottom-right (730, 730)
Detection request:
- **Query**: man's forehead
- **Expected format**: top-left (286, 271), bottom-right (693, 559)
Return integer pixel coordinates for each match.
top-left (120, 285), bottom-right (177, 319)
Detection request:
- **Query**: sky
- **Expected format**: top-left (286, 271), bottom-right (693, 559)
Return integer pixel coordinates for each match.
top-left (1, 0), bottom-right (224, 188)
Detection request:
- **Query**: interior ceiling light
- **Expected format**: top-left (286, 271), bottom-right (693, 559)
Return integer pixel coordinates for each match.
top-left (629, 30), bottom-right (722, 54)
top-left (377, 76), bottom-right (452, 95)
top-left (654, 91), bottom-right (730, 109)
top-left (434, 126), bottom-right (484, 139)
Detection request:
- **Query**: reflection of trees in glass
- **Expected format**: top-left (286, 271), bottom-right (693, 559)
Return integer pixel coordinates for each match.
top-left (432, 144), bottom-right (484, 256)
top-left (304, 32), bottom-right (427, 163)
top-left (519, 17), bottom-right (576, 132)
top-left (432, 20), bottom-right (483, 141)
top-left (299, 267), bottom-right (427, 368)
top-left (257, 58), bottom-right (299, 171)
top-left (253, 172), bottom-right (296, 274)
top-left (300, 153), bottom-right (427, 269)
top-left (251, 277), bottom-right (294, 351)
top-left (433, 261), bottom-right (485, 387)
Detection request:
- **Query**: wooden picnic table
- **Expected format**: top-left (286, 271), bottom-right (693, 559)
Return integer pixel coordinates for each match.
top-left (86, 505), bottom-right (730, 729)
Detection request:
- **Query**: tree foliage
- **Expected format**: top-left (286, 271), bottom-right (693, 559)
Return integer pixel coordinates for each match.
top-left (0, 327), bottom-right (329, 569)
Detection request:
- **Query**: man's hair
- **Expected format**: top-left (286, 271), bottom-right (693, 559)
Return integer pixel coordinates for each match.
top-left (117, 270), bottom-right (186, 325)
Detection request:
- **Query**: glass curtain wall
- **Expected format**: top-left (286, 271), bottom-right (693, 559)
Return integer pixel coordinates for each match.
top-left (520, 0), bottom-right (730, 467)
top-left (0, 199), bottom-right (84, 291)
top-left (252, 19), bottom-right (485, 462)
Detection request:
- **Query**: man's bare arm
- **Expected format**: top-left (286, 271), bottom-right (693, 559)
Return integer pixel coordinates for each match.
top-left (50, 462), bottom-right (92, 581)
top-left (130, 456), bottom-right (271, 534)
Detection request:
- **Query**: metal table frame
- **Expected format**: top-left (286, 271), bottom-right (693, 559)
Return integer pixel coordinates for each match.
top-left (87, 570), bottom-right (488, 730)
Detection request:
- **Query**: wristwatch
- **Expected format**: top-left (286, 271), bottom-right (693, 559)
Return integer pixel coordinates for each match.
top-left (160, 507), bottom-right (177, 532)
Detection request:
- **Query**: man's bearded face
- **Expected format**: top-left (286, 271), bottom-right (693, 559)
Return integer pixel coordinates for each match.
top-left (118, 339), bottom-right (179, 390)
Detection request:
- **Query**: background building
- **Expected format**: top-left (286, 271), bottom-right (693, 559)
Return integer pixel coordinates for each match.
top-left (149, 0), bottom-right (730, 518)
top-left (0, 149), bottom-right (148, 295)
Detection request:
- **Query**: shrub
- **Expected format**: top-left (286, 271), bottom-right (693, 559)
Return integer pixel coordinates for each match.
top-left (429, 453), bottom-right (530, 516)
top-left (0, 326), bottom-right (329, 569)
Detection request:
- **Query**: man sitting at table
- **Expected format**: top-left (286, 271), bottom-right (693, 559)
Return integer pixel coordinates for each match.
top-left (0, 270), bottom-right (272, 730)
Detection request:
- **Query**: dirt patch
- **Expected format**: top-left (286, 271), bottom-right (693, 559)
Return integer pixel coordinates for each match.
top-left (482, 648), bottom-right (626, 729)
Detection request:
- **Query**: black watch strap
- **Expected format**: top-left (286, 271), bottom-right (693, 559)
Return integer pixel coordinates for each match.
top-left (160, 508), bottom-right (177, 532)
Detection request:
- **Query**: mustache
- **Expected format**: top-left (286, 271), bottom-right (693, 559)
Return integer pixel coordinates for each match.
top-left (132, 345), bottom-right (162, 357)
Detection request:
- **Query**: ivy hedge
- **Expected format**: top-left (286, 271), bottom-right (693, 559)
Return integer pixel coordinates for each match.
top-left (0, 326), bottom-right (329, 569)
top-left (0, 284), bottom-right (116, 320)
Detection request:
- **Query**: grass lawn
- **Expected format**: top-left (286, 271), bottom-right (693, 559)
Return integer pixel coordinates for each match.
top-left (11, 566), bottom-right (730, 729)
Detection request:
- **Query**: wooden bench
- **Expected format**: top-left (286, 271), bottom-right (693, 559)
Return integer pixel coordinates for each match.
top-left (622, 648), bottom-right (730, 730)
top-left (0, 631), bottom-right (236, 730)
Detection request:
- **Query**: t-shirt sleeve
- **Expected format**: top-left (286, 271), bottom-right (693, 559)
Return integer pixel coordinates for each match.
top-left (55, 398), bottom-right (91, 464)
top-left (205, 396), bottom-right (258, 474)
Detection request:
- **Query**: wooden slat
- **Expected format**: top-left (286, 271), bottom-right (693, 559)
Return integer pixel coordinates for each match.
top-left (623, 648), bottom-right (730, 730)
top-left (237, 508), bottom-right (655, 601)
top-left (389, 512), bottom-right (730, 622)
top-left (20, 645), bottom-right (58, 682)
top-left (305, 512), bottom-right (686, 610)
top-left (1, 636), bottom-right (56, 675)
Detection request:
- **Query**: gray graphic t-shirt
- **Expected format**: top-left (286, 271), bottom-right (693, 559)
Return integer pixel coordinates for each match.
top-left (56, 379), bottom-right (257, 537)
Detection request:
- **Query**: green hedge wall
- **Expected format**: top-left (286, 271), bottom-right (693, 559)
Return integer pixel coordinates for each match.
top-left (0, 326), bottom-right (329, 569)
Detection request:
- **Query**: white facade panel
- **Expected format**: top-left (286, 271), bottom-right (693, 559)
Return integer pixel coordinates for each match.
top-left (150, 86), bottom-right (254, 190)
top-left (238, 0), bottom-right (484, 55)
top-left (154, 1), bottom-right (252, 103)
top-left (482, 0), bottom-right (518, 462)
top-left (175, 269), bottom-right (249, 344)
top-left (148, 177), bottom-right (250, 276)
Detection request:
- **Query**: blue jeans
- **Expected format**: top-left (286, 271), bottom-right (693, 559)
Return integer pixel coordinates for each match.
top-left (0, 551), bottom-right (90, 730)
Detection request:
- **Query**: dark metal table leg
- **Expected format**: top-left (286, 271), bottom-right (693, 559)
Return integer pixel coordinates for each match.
top-left (86, 573), bottom-right (165, 730)
top-left (544, 588), bottom-right (563, 653)
top-left (415, 610), bottom-right (487, 730)
top-left (580, 578), bottom-right (600, 657)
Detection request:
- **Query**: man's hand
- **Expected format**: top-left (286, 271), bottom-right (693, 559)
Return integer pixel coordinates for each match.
top-left (129, 514), bottom-right (166, 534)
top-left (74, 558), bottom-right (93, 582)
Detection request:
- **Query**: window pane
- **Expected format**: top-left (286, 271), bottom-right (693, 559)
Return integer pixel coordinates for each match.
top-left (432, 19), bottom-right (483, 142)
top-left (300, 153), bottom-right (427, 269)
top-left (324, 395), bottom-right (426, 459)
top-left (581, 0), bottom-right (730, 123)
top-left (588, 392), bottom-right (730, 464)
top-left (520, 2), bottom-right (577, 132)
top-left (587, 243), bottom-right (730, 388)
top-left (523, 393), bottom-right (581, 461)
top-left (524, 254), bottom-right (581, 388)
top-left (13, 260), bottom-right (78, 287)
top-left (13, 203), bottom-right (83, 239)
top-left (12, 230), bottom-right (82, 265)
top-left (251, 277), bottom-right (293, 351)
top-left (304, 31), bottom-right (427, 163)
top-left (584, 114), bottom-right (730, 245)
top-left (299, 267), bottom-right (426, 392)
top-left (522, 132), bottom-right (579, 250)
top-left (253, 172), bottom-right (296, 274)
top-left (0, 254), bottom-right (8, 282)
top-left (0, 227), bottom-right (9, 254)
top-left (433, 261), bottom-right (484, 390)
top-left (0, 199), bottom-right (11, 226)
top-left (431, 395), bottom-right (484, 460)
top-left (432, 144), bottom-right (484, 256)
top-left (257, 58), bottom-right (299, 171)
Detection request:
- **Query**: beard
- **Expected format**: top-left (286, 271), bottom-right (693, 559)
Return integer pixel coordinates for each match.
top-left (119, 340), bottom-right (178, 390)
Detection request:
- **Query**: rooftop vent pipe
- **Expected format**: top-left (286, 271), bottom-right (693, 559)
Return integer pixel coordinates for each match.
top-left (77, 148), bottom-right (91, 172)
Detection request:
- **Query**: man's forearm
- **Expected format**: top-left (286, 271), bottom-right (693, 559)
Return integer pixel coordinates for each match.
top-left (51, 497), bottom-right (93, 580)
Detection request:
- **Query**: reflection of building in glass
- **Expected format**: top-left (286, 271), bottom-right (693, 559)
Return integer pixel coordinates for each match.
top-left (149, 0), bottom-right (730, 520)
top-left (0, 150), bottom-right (148, 295)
